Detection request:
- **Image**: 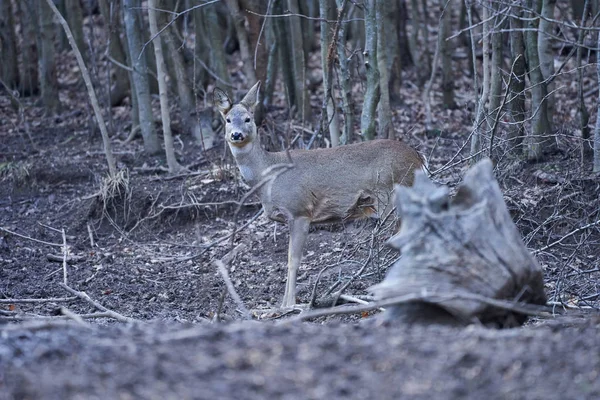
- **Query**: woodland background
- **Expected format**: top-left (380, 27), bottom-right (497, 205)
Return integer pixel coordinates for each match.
top-left (0, 0), bottom-right (600, 398)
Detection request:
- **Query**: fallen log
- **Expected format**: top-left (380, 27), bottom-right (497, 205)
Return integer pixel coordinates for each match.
top-left (371, 158), bottom-right (547, 327)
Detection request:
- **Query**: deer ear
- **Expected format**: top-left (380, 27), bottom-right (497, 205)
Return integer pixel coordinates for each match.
top-left (240, 81), bottom-right (261, 111)
top-left (213, 87), bottom-right (232, 115)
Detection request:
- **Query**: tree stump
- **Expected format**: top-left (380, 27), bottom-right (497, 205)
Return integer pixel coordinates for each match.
top-left (371, 159), bottom-right (547, 326)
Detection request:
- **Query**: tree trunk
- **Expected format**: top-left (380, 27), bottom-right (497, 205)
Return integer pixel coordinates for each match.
top-left (372, 158), bottom-right (547, 326)
top-left (193, 6), bottom-right (210, 92)
top-left (158, 1), bottom-right (195, 139)
top-left (0, 0), bottom-right (19, 89)
top-left (203, 2), bottom-right (231, 96)
top-left (525, 0), bottom-right (552, 161)
top-left (287, 0), bottom-right (311, 122)
top-left (273, 1), bottom-right (295, 113)
top-left (508, 5), bottom-right (526, 150)
top-left (440, 0), bottom-right (456, 109)
top-left (17, 0), bottom-right (39, 96)
top-left (239, 0), bottom-right (269, 122)
top-left (376, 0), bottom-right (392, 139)
top-left (147, 0), bottom-right (182, 172)
top-left (98, 0), bottom-right (130, 106)
top-left (123, 0), bottom-right (161, 154)
top-left (594, 29), bottom-right (600, 173)
top-left (224, 0), bottom-right (256, 83)
top-left (538, 0), bottom-right (556, 118)
top-left (487, 8), bottom-right (504, 140)
top-left (576, 0), bottom-right (592, 160)
top-left (470, 2), bottom-right (490, 164)
top-left (335, 0), bottom-right (353, 144)
top-left (319, 0), bottom-right (341, 147)
top-left (360, 0), bottom-right (379, 141)
top-left (65, 0), bottom-right (86, 59)
top-left (38, 0), bottom-right (61, 113)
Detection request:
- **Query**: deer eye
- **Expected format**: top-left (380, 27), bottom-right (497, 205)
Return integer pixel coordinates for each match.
top-left (245, 118), bottom-right (251, 123)
top-left (226, 118), bottom-right (231, 123)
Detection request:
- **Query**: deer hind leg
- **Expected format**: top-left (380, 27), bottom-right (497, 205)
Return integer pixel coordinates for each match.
top-left (282, 216), bottom-right (311, 308)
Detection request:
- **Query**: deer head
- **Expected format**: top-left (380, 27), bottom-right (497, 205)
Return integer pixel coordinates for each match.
top-left (213, 82), bottom-right (261, 148)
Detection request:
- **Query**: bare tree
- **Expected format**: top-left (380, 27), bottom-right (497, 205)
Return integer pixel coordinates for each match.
top-left (361, 0), bottom-right (379, 141)
top-left (287, 0), bottom-right (311, 122)
top-left (538, 0), bottom-right (556, 118)
top-left (16, 0), bottom-right (39, 96)
top-left (440, 0), bottom-right (456, 109)
top-left (0, 0), bottom-right (19, 89)
top-left (524, 0), bottom-right (552, 161)
top-left (225, 0), bottom-right (256, 83)
top-left (147, 0), bottom-right (182, 173)
top-left (319, 0), bottom-right (341, 146)
top-left (335, 0), bottom-right (353, 144)
top-left (470, 0), bottom-right (490, 163)
top-left (507, 3), bottom-right (526, 150)
top-left (595, 29), bottom-right (600, 173)
top-left (38, 0), bottom-right (61, 113)
top-left (123, 0), bottom-right (161, 154)
top-left (576, 0), bottom-right (592, 160)
top-left (376, 0), bottom-right (392, 139)
top-left (44, 0), bottom-right (117, 177)
top-left (203, 2), bottom-right (231, 96)
top-left (65, 0), bottom-right (86, 59)
top-left (98, 0), bottom-right (130, 106)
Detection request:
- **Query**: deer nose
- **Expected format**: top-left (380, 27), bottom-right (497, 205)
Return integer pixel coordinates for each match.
top-left (231, 132), bottom-right (244, 141)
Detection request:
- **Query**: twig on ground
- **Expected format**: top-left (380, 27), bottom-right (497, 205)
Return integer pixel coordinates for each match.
top-left (59, 307), bottom-right (92, 328)
top-left (284, 292), bottom-right (557, 323)
top-left (214, 244), bottom-right (251, 321)
top-left (0, 296), bottom-right (77, 304)
top-left (0, 227), bottom-right (63, 247)
top-left (59, 283), bottom-right (139, 323)
top-left (533, 218), bottom-right (600, 254)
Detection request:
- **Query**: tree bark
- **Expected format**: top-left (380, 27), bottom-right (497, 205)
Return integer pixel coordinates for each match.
top-left (98, 0), bottom-right (130, 106)
top-left (508, 5), bottom-right (526, 150)
top-left (372, 158), bottom-right (547, 326)
top-left (224, 0), bottom-right (256, 83)
top-left (360, 0), bottom-right (379, 141)
top-left (65, 0), bottom-right (86, 59)
top-left (147, 0), bottom-right (182, 172)
top-left (440, 0), bottom-right (456, 109)
top-left (319, 0), bottom-right (341, 146)
top-left (17, 0), bottom-right (39, 96)
top-left (203, 2), bottom-right (231, 96)
top-left (594, 29), bottom-right (600, 173)
top-left (525, 0), bottom-right (552, 161)
top-left (287, 0), bottom-right (311, 122)
top-left (335, 0), bottom-right (353, 144)
top-left (576, 0), bottom-right (592, 160)
top-left (538, 0), bottom-right (556, 118)
top-left (470, 2), bottom-right (490, 164)
top-left (0, 0), bottom-right (19, 89)
top-left (487, 6), bottom-right (504, 136)
top-left (376, 0), bottom-right (392, 139)
top-left (123, 0), bottom-right (161, 154)
top-left (38, 0), bottom-right (61, 113)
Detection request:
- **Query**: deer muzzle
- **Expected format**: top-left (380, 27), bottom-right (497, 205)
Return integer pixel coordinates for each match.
top-left (231, 132), bottom-right (245, 142)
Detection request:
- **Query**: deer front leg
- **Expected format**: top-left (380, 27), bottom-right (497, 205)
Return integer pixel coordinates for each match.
top-left (282, 217), bottom-right (311, 308)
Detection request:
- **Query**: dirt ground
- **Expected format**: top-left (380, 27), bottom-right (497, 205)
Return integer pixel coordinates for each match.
top-left (2, 43), bottom-right (600, 400)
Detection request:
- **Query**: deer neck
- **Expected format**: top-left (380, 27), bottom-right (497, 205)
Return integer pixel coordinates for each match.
top-left (228, 139), bottom-right (274, 186)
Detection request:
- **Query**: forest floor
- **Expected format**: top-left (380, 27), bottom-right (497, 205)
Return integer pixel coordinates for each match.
top-left (2, 52), bottom-right (600, 399)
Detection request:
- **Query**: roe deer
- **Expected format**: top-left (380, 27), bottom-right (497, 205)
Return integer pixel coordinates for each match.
top-left (214, 82), bottom-right (425, 308)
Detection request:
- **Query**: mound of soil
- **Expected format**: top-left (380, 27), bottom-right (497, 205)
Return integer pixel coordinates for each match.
top-left (1, 318), bottom-right (599, 399)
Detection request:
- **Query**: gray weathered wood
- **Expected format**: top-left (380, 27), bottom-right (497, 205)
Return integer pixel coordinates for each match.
top-left (371, 158), bottom-right (547, 325)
